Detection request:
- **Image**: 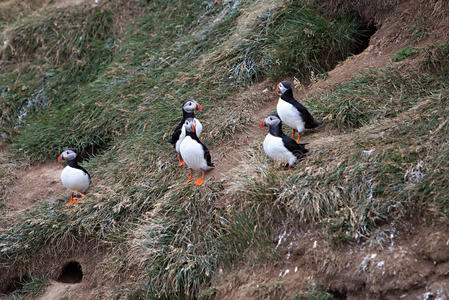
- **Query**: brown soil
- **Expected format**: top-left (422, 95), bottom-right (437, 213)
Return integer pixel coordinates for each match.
top-left (37, 278), bottom-right (96, 300)
top-left (3, 162), bottom-right (65, 219)
top-left (213, 221), bottom-right (449, 299)
top-left (209, 85), bottom-right (280, 180)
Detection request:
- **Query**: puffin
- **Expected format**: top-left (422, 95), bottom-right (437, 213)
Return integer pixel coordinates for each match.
top-left (58, 149), bottom-right (91, 206)
top-left (168, 98), bottom-right (204, 165)
top-left (276, 80), bottom-right (323, 143)
top-left (260, 114), bottom-right (308, 169)
top-left (179, 118), bottom-right (214, 186)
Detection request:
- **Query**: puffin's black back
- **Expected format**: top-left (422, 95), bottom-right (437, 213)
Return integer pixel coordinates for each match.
top-left (66, 158), bottom-right (91, 180)
top-left (281, 136), bottom-right (308, 159)
top-left (268, 118), bottom-right (308, 159)
top-left (281, 88), bottom-right (322, 129)
top-left (168, 108), bottom-right (195, 146)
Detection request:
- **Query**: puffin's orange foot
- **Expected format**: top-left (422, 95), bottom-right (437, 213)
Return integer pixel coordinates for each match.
top-left (66, 192), bottom-right (75, 206)
top-left (296, 134), bottom-right (301, 143)
top-left (291, 129), bottom-right (296, 139)
top-left (185, 170), bottom-right (193, 183)
top-left (73, 193), bottom-right (85, 204)
top-left (177, 154), bottom-right (184, 166)
top-left (194, 171), bottom-right (205, 186)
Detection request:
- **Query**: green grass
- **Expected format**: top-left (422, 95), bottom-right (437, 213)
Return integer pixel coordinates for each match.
top-left (304, 67), bottom-right (441, 129)
top-left (294, 284), bottom-right (333, 300)
top-left (420, 43), bottom-right (449, 76)
top-left (1, 0), bottom-right (447, 298)
top-left (0, 0), bottom-right (49, 29)
top-left (268, 6), bottom-right (366, 78)
top-left (0, 4), bottom-right (116, 142)
top-left (2, 0), bottom-right (367, 162)
top-left (231, 67), bottom-right (449, 243)
top-left (392, 45), bottom-right (417, 61)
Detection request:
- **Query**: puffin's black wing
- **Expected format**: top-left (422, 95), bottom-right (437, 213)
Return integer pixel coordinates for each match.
top-left (281, 135), bottom-right (308, 159)
top-left (168, 127), bottom-right (182, 145)
top-left (167, 120), bottom-right (184, 145)
top-left (78, 165), bottom-right (91, 181)
top-left (203, 145), bottom-right (214, 168)
top-left (290, 100), bottom-right (318, 128)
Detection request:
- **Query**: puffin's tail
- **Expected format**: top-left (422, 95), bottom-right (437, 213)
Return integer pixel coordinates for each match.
top-left (306, 119), bottom-right (324, 129)
top-left (313, 119), bottom-right (324, 128)
top-left (167, 139), bottom-right (174, 144)
top-left (300, 143), bottom-right (309, 154)
top-left (293, 143), bottom-right (309, 159)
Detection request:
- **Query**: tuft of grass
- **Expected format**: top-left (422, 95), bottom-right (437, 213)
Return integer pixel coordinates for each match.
top-left (0, 4), bottom-right (116, 140)
top-left (305, 68), bottom-right (441, 129)
top-left (294, 284), bottom-right (333, 300)
top-left (205, 1), bottom-right (366, 85)
top-left (2, 276), bottom-right (49, 300)
top-left (126, 182), bottom-right (275, 298)
top-left (0, 151), bottom-right (21, 211)
top-left (392, 45), bottom-right (417, 61)
top-left (269, 6), bottom-right (366, 79)
top-left (3, 5), bottom-right (114, 69)
top-left (0, 0), bottom-right (49, 28)
top-left (420, 43), bottom-right (449, 75)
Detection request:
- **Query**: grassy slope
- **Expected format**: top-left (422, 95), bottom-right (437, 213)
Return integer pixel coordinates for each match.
top-left (0, 0), bottom-right (448, 298)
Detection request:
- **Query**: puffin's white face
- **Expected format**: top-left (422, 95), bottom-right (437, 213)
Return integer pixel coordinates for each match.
top-left (183, 99), bottom-right (203, 113)
top-left (58, 149), bottom-right (77, 162)
top-left (260, 115), bottom-right (281, 128)
top-left (277, 82), bottom-right (288, 94)
top-left (183, 118), bottom-right (196, 133)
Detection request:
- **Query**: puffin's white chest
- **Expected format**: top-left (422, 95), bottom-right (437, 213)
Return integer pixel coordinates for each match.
top-left (180, 136), bottom-right (207, 171)
top-left (193, 118), bottom-right (203, 137)
top-left (277, 98), bottom-right (305, 132)
top-left (263, 133), bottom-right (297, 166)
top-left (176, 118), bottom-right (202, 153)
top-left (60, 166), bottom-right (90, 193)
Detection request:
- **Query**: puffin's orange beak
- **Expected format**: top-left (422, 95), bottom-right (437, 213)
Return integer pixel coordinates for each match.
top-left (58, 153), bottom-right (64, 162)
top-left (196, 103), bottom-right (203, 111)
top-left (260, 119), bottom-right (265, 128)
top-left (192, 124), bottom-right (195, 132)
top-left (276, 82), bottom-right (280, 90)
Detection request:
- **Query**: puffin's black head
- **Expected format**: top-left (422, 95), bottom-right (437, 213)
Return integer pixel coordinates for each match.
top-left (58, 149), bottom-right (77, 163)
top-left (277, 81), bottom-right (292, 94)
top-left (260, 114), bottom-right (281, 128)
top-left (182, 98), bottom-right (203, 113)
top-left (183, 118), bottom-right (196, 133)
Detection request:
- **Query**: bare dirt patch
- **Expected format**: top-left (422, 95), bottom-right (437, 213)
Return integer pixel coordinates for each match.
top-left (36, 280), bottom-right (91, 300)
top-left (3, 161), bottom-right (64, 219)
top-left (209, 87), bottom-right (279, 180)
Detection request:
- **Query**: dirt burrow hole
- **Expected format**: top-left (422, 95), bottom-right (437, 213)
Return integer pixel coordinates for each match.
top-left (57, 261), bottom-right (83, 284)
